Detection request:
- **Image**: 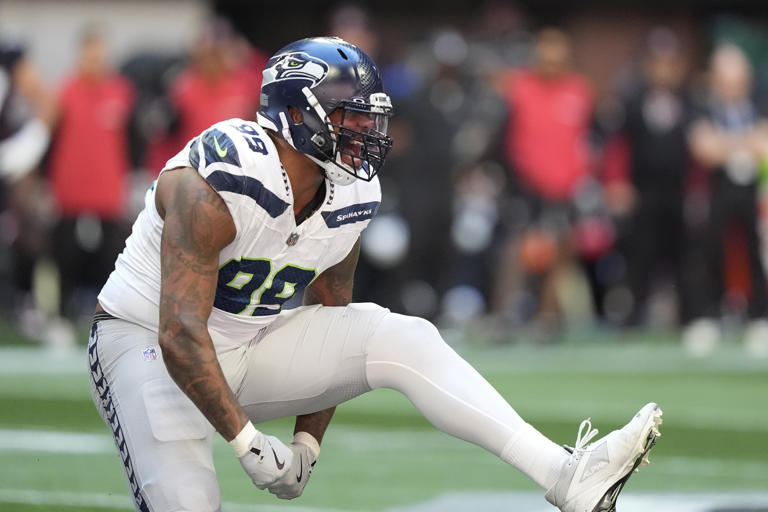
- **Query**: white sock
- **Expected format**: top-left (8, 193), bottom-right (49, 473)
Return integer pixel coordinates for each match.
top-left (501, 422), bottom-right (568, 489)
top-left (365, 313), bottom-right (567, 489)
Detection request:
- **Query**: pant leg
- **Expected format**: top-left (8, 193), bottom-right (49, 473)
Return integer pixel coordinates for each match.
top-left (229, 303), bottom-right (389, 423)
top-left (88, 317), bottom-right (220, 512)
top-left (701, 176), bottom-right (731, 317)
top-left (231, 302), bottom-right (566, 489)
top-left (53, 218), bottom-right (81, 318)
top-left (233, 302), bottom-right (536, 452)
top-left (625, 201), bottom-right (660, 324)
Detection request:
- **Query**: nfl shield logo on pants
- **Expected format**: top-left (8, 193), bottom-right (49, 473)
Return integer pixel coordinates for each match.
top-left (142, 347), bottom-right (158, 361)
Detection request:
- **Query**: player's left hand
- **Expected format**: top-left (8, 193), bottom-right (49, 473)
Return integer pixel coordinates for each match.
top-left (268, 432), bottom-right (320, 500)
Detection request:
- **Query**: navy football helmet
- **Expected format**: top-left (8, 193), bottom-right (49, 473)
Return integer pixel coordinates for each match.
top-left (257, 37), bottom-right (393, 185)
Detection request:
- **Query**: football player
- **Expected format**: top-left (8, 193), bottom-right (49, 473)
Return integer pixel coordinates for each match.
top-left (0, 38), bottom-right (54, 181)
top-left (88, 37), bottom-right (661, 512)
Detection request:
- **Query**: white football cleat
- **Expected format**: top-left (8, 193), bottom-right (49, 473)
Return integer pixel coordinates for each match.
top-left (545, 402), bottom-right (662, 512)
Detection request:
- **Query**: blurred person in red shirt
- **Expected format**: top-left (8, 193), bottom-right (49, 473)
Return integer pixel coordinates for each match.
top-left (142, 19), bottom-right (267, 174)
top-left (494, 28), bottom-right (599, 338)
top-left (172, 20), bottom-right (266, 154)
top-left (502, 28), bottom-right (594, 204)
top-left (47, 27), bottom-right (135, 323)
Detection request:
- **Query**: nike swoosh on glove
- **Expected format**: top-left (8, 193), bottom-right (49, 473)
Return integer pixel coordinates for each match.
top-left (268, 432), bottom-right (320, 500)
top-left (237, 429), bottom-right (294, 489)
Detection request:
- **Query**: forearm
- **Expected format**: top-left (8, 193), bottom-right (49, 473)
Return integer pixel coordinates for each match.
top-left (303, 287), bottom-right (351, 306)
top-left (294, 408), bottom-right (336, 443)
top-left (158, 167), bottom-right (245, 441)
top-left (160, 328), bottom-right (249, 441)
top-left (15, 59), bottom-right (56, 127)
top-left (0, 119), bottom-right (50, 179)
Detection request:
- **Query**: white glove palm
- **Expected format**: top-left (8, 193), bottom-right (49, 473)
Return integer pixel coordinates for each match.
top-left (268, 433), bottom-right (320, 499)
top-left (235, 427), bottom-right (293, 489)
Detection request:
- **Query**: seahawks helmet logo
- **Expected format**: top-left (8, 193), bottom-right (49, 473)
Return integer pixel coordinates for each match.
top-left (263, 52), bottom-right (329, 87)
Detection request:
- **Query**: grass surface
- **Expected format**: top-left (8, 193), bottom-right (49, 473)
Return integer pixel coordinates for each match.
top-left (0, 331), bottom-right (766, 511)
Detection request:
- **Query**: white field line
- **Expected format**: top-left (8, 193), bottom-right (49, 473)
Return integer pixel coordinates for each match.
top-left (2, 488), bottom-right (767, 512)
top-left (0, 347), bottom-right (86, 375)
top-left (0, 489), bottom-right (132, 510)
top-left (0, 428), bottom-right (114, 454)
top-left (0, 488), bottom-right (348, 512)
top-left (384, 491), bottom-right (768, 512)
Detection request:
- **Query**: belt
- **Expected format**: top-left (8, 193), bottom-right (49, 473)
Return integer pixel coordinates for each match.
top-left (92, 303), bottom-right (118, 325)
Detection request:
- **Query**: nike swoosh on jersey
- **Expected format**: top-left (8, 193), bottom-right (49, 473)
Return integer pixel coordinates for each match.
top-left (213, 135), bottom-right (228, 158)
top-left (296, 457), bottom-right (303, 482)
top-left (272, 447), bottom-right (285, 470)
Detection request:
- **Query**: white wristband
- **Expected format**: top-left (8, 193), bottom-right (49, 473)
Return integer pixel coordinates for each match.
top-left (294, 431), bottom-right (320, 458)
top-left (229, 421), bottom-right (259, 457)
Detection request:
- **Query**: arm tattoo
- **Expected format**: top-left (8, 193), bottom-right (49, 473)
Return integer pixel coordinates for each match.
top-left (158, 168), bottom-right (247, 441)
top-left (303, 238), bottom-right (360, 306)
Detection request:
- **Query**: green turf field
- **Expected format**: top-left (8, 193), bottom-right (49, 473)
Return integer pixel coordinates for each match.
top-left (1, 330), bottom-right (767, 511)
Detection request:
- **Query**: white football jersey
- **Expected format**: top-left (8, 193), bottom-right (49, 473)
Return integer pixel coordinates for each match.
top-left (98, 118), bottom-right (381, 345)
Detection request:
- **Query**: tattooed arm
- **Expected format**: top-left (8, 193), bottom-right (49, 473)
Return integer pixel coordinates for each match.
top-left (155, 166), bottom-right (248, 441)
top-left (292, 238), bottom-right (362, 442)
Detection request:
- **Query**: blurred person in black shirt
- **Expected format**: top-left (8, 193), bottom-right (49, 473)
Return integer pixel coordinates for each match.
top-left (603, 27), bottom-right (694, 328)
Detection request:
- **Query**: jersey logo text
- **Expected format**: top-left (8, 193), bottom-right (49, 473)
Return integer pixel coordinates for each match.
top-left (322, 201), bottom-right (380, 228)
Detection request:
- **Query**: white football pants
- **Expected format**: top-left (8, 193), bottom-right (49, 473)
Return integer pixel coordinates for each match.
top-left (88, 303), bottom-right (557, 512)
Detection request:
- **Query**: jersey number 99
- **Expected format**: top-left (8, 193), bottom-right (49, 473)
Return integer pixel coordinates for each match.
top-left (214, 258), bottom-right (316, 316)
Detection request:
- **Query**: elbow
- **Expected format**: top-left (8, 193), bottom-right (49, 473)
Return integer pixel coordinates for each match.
top-left (157, 319), bottom-right (209, 364)
top-left (157, 330), bottom-right (184, 368)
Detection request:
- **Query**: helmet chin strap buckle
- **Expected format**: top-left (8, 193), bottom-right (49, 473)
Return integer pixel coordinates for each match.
top-left (310, 133), bottom-right (326, 148)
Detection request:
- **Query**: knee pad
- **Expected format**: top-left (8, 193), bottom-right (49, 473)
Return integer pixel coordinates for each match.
top-left (368, 313), bottom-right (442, 356)
top-left (366, 313), bottom-right (454, 387)
top-left (140, 379), bottom-right (220, 511)
top-left (142, 378), bottom-right (210, 442)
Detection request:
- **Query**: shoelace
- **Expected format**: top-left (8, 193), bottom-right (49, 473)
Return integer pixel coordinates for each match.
top-left (575, 418), bottom-right (599, 451)
top-left (562, 418), bottom-right (600, 459)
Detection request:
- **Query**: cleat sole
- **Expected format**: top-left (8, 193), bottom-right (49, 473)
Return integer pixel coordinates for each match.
top-left (591, 405), bottom-right (663, 512)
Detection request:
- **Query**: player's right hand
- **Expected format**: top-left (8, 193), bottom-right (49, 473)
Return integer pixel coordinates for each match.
top-left (235, 427), bottom-right (293, 489)
top-left (268, 432), bottom-right (320, 499)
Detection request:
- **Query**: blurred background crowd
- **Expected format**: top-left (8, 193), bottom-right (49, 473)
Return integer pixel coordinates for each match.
top-left (1, 0), bottom-right (768, 356)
